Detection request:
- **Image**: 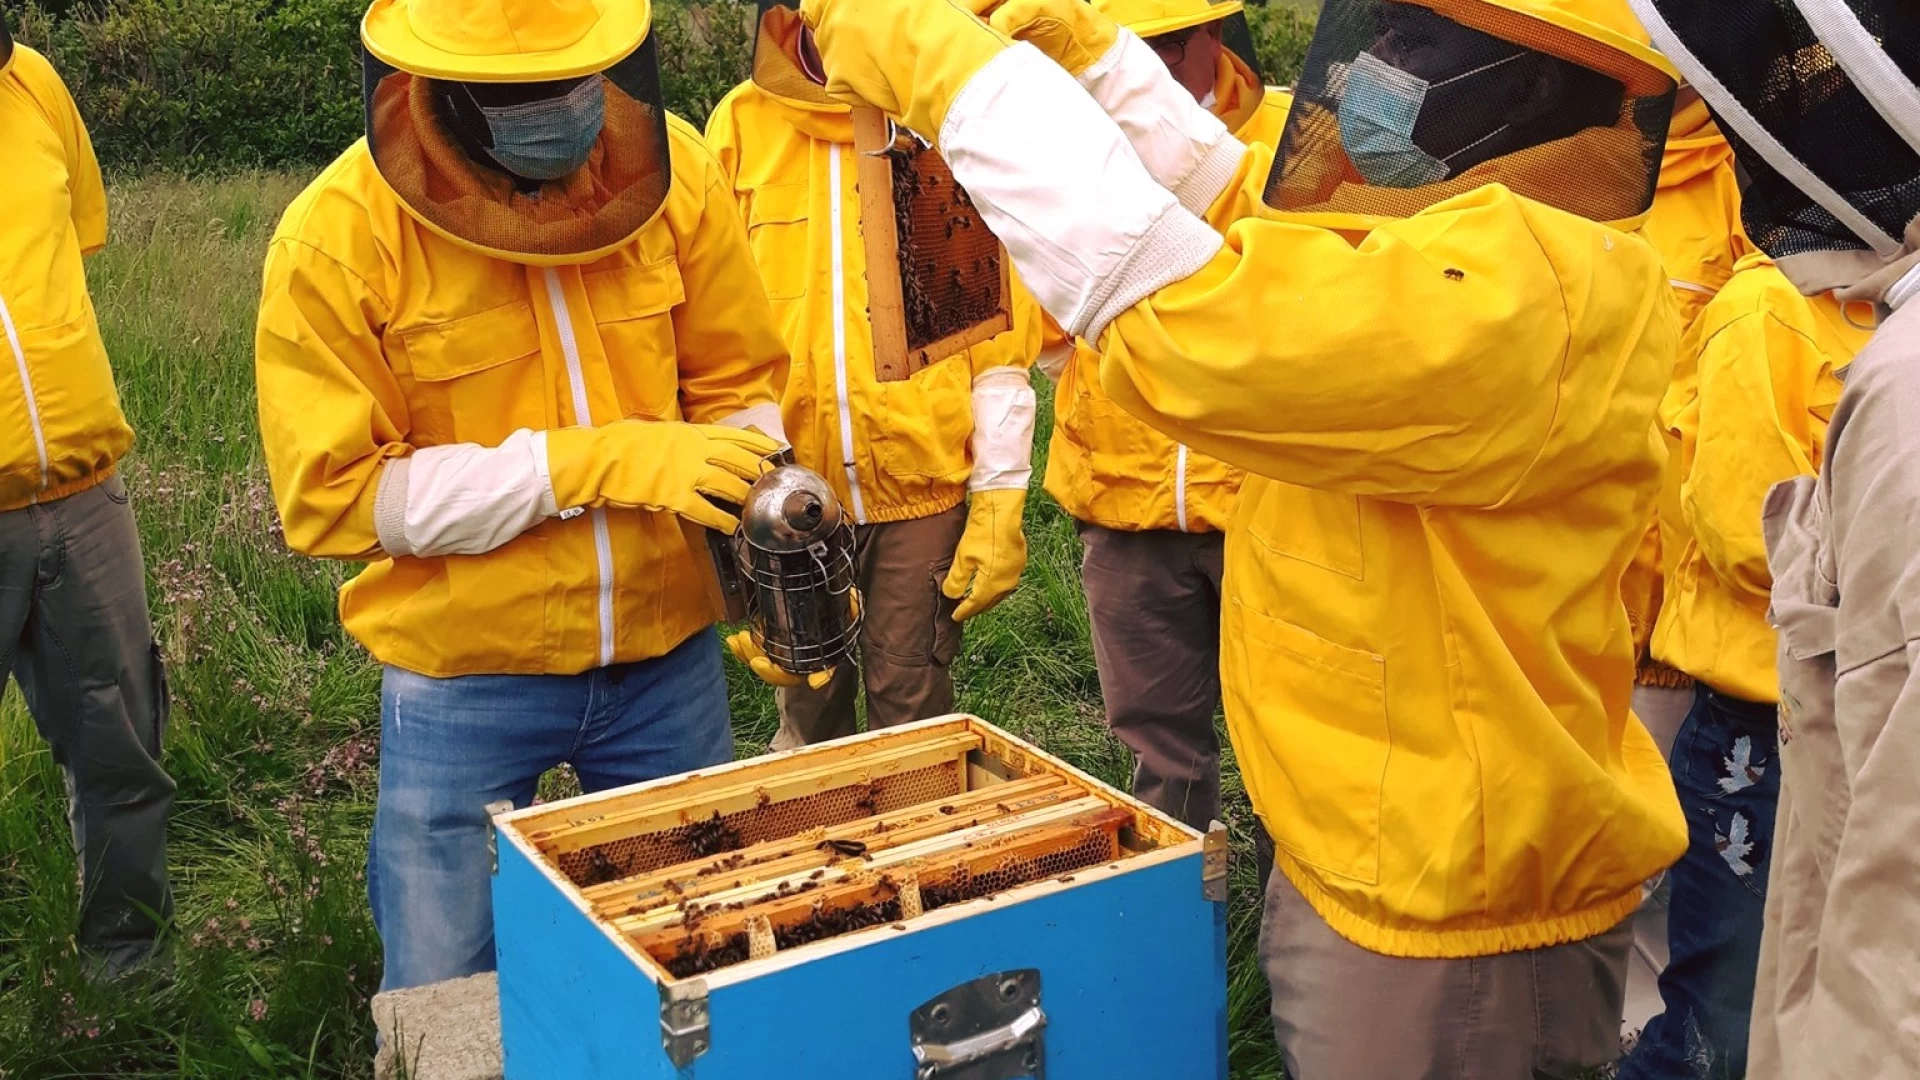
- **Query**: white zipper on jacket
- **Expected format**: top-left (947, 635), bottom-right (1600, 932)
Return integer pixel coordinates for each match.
top-left (1670, 278), bottom-right (1715, 297)
top-left (543, 268), bottom-right (617, 669)
top-left (1174, 443), bottom-right (1191, 533)
top-left (828, 146), bottom-right (869, 524)
top-left (0, 293), bottom-right (50, 498)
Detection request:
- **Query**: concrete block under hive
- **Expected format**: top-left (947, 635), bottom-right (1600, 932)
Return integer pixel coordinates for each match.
top-left (490, 716), bottom-right (1229, 1079)
top-left (853, 108), bottom-right (1013, 384)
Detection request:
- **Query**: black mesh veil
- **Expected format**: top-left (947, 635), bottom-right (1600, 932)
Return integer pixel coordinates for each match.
top-left (1262, 0), bottom-right (1673, 227)
top-left (362, 34), bottom-right (672, 263)
top-left (753, 0), bottom-right (839, 105)
top-left (1221, 9), bottom-right (1264, 79)
top-left (1629, 0), bottom-right (1920, 268)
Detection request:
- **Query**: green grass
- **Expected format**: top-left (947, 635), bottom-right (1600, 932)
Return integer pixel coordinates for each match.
top-left (0, 173), bottom-right (1284, 1079)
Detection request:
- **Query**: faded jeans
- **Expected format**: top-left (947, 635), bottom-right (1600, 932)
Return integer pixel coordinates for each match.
top-left (1620, 685), bottom-right (1779, 1080)
top-left (368, 631), bottom-right (733, 993)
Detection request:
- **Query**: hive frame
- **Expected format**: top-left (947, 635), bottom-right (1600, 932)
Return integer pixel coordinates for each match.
top-left (851, 107), bottom-right (1014, 383)
top-left (491, 715), bottom-right (1206, 989)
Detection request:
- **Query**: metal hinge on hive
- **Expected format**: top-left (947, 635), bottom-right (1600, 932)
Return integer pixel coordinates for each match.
top-left (660, 979), bottom-right (712, 1067)
top-left (910, 969), bottom-right (1046, 1080)
top-left (1202, 820), bottom-right (1229, 903)
top-left (485, 800), bottom-right (514, 875)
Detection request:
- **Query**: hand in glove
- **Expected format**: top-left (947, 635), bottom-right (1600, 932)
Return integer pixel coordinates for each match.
top-left (726, 630), bottom-right (834, 690)
top-left (725, 589), bottom-right (861, 690)
top-left (800, 0), bottom-right (1013, 141)
top-left (942, 489), bottom-right (1028, 622)
top-left (546, 421), bottom-right (779, 534)
top-left (975, 0), bottom-right (1119, 77)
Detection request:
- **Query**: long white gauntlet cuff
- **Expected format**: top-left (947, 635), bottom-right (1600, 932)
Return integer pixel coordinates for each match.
top-left (373, 428), bottom-right (558, 559)
top-left (968, 366), bottom-right (1038, 492)
top-left (1078, 31), bottom-right (1248, 218)
top-left (717, 402), bottom-right (791, 447)
top-left (939, 43), bottom-right (1222, 341)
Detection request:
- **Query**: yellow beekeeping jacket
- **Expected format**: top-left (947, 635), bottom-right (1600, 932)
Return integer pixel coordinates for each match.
top-left (1045, 55), bottom-right (1290, 533)
top-left (1099, 142), bottom-right (1687, 958)
top-left (1654, 255), bottom-right (1871, 703)
top-left (0, 45), bottom-right (132, 512)
top-left (1622, 98), bottom-right (1750, 675)
top-left (256, 117), bottom-right (788, 677)
top-left (704, 80), bottom-right (1041, 525)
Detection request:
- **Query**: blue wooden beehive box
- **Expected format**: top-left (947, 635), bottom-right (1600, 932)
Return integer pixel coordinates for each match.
top-left (490, 714), bottom-right (1229, 1079)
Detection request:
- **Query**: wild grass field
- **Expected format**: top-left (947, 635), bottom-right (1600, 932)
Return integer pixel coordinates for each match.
top-left (0, 173), bottom-right (1285, 1078)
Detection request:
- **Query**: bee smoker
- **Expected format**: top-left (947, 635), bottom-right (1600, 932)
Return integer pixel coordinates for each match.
top-left (682, 457), bottom-right (861, 677)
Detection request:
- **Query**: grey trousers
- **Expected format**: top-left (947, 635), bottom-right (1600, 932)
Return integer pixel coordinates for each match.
top-left (772, 504), bottom-right (967, 750)
top-left (0, 474), bottom-right (173, 970)
top-left (1262, 871), bottom-right (1632, 1080)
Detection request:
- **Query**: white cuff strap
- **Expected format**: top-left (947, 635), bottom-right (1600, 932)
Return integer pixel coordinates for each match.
top-left (373, 429), bottom-right (558, 559)
top-left (1078, 32), bottom-right (1249, 218)
top-left (968, 366), bottom-right (1037, 492)
top-left (718, 402), bottom-right (790, 447)
top-left (940, 43), bottom-right (1224, 341)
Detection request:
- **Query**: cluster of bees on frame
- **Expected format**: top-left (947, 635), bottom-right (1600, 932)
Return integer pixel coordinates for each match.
top-left (885, 140), bottom-right (1007, 352)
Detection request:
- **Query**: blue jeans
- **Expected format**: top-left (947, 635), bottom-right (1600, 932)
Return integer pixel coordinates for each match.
top-left (368, 631), bottom-right (733, 993)
top-left (1620, 685), bottom-right (1780, 1080)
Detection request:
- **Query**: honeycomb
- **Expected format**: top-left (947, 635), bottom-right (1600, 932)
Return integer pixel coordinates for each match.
top-left (919, 826), bottom-right (1118, 912)
top-left (652, 817), bottom-right (1124, 977)
top-left (556, 759), bottom-right (964, 887)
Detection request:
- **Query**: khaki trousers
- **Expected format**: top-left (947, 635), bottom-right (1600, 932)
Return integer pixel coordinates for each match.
top-left (0, 475), bottom-right (174, 975)
top-left (1261, 871), bottom-right (1632, 1080)
top-left (771, 504), bottom-right (966, 750)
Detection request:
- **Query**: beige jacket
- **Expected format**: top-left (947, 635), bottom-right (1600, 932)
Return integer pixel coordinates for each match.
top-left (1754, 295), bottom-right (1920, 1079)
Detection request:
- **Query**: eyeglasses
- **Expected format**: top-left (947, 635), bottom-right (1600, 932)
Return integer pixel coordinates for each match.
top-left (1147, 27), bottom-right (1202, 66)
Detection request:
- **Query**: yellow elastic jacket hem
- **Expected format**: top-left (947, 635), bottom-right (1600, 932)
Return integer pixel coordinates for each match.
top-left (1635, 660), bottom-right (1695, 690)
top-left (355, 613), bottom-right (714, 681)
top-left (0, 463), bottom-right (116, 514)
top-left (1277, 855), bottom-right (1646, 960)
top-left (857, 489), bottom-right (967, 526)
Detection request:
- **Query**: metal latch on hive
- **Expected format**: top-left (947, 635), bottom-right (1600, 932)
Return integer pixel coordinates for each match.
top-left (485, 800), bottom-right (514, 874)
top-left (1202, 820), bottom-right (1229, 902)
top-left (660, 979), bottom-right (712, 1067)
top-left (910, 969), bottom-right (1046, 1080)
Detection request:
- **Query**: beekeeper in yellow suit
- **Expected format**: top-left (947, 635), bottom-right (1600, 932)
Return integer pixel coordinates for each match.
top-left (704, 0), bottom-right (1040, 748)
top-left (1619, 246), bottom-right (1871, 1080)
top-left (1622, 85), bottom-right (1749, 755)
top-left (1613, 77), bottom-right (1749, 1033)
top-left (797, 0), bottom-right (1688, 1072)
top-left (254, 0), bottom-right (788, 993)
top-left (1040, 0), bottom-right (1288, 839)
top-left (0, 16), bottom-right (174, 982)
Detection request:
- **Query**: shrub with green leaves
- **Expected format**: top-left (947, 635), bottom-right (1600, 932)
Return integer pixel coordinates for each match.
top-left (14, 0), bottom-right (1312, 173)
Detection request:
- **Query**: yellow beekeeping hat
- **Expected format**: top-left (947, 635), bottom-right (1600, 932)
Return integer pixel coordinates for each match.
top-left (1092, 0), bottom-right (1244, 40)
top-left (361, 0), bottom-right (652, 82)
top-left (1416, 0), bottom-right (1678, 96)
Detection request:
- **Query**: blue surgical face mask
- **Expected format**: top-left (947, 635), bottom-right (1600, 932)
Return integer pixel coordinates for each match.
top-left (473, 77), bottom-right (606, 182)
top-left (1337, 49), bottom-right (1524, 188)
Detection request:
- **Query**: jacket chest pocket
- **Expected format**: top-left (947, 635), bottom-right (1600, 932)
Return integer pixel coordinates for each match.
top-left (395, 303), bottom-right (545, 446)
top-left (745, 184), bottom-right (812, 302)
top-left (1237, 478), bottom-right (1365, 580)
top-left (584, 260), bottom-right (687, 421)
